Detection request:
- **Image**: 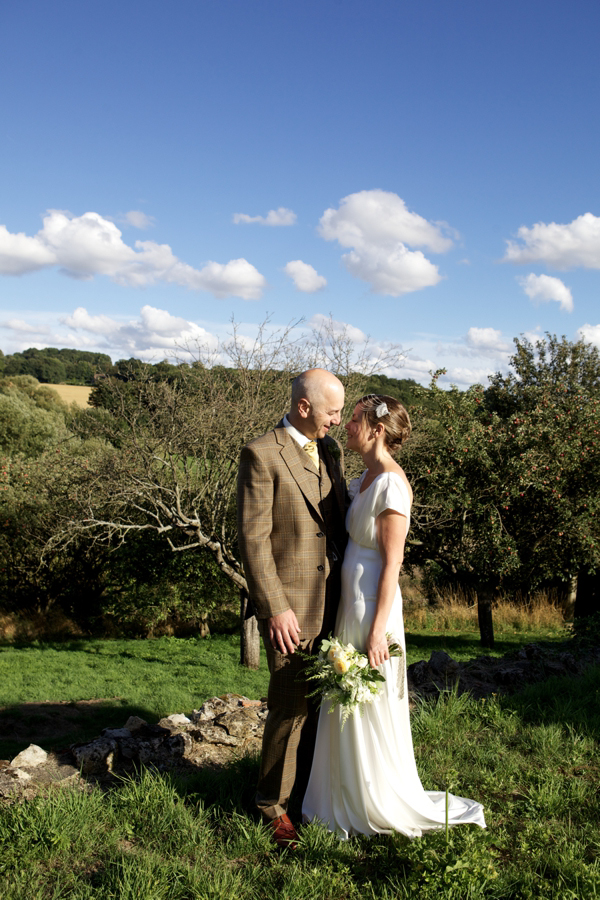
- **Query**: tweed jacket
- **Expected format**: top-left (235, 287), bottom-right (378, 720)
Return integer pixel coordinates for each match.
top-left (237, 421), bottom-right (347, 638)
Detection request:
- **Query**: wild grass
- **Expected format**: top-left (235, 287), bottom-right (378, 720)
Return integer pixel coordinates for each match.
top-left (403, 591), bottom-right (564, 634)
top-left (1, 667), bottom-right (599, 898)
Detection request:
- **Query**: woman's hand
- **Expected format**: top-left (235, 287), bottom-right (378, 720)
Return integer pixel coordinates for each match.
top-left (366, 629), bottom-right (390, 669)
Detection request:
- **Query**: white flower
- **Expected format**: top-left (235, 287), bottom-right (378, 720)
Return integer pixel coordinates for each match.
top-left (333, 656), bottom-right (350, 675)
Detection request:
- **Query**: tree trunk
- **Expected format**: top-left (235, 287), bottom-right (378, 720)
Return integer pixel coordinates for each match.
top-left (240, 588), bottom-right (260, 669)
top-left (562, 574), bottom-right (578, 622)
top-left (574, 570), bottom-right (600, 620)
top-left (477, 585), bottom-right (495, 649)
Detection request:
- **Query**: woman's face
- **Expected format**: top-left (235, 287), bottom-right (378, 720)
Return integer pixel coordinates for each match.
top-left (345, 403), bottom-right (370, 452)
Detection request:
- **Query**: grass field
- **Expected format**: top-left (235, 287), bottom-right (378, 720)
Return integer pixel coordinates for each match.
top-left (0, 665), bottom-right (599, 898)
top-left (0, 616), bottom-right (567, 760)
top-left (44, 383), bottom-right (93, 407)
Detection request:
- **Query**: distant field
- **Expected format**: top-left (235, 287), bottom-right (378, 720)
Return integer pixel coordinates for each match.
top-left (44, 383), bottom-right (93, 407)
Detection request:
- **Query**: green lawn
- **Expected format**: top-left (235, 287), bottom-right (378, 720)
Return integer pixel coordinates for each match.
top-left (1, 665), bottom-right (599, 898)
top-left (0, 625), bottom-right (567, 759)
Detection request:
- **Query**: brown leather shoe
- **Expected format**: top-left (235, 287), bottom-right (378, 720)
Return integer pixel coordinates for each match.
top-left (269, 813), bottom-right (298, 850)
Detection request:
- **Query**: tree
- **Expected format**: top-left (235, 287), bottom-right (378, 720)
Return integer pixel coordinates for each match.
top-left (0, 377), bottom-right (109, 618)
top-left (405, 335), bottom-right (600, 646)
top-left (49, 317), bottom-right (405, 666)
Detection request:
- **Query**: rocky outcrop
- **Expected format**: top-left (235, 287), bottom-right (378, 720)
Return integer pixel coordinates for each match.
top-left (406, 641), bottom-right (600, 699)
top-left (0, 693), bottom-right (267, 802)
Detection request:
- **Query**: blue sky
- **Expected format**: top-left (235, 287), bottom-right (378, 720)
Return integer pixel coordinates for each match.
top-left (1, 0), bottom-right (599, 386)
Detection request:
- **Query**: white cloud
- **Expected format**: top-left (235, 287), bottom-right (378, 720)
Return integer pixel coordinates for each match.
top-left (442, 365), bottom-right (496, 387)
top-left (503, 213), bottom-right (600, 269)
top-left (186, 258), bottom-right (266, 300)
top-left (233, 207), bottom-right (297, 226)
top-left (518, 273), bottom-right (573, 312)
top-left (578, 324), bottom-right (600, 348)
top-left (0, 318), bottom-right (52, 336)
top-left (0, 210), bottom-right (266, 300)
top-left (309, 313), bottom-right (367, 344)
top-left (61, 304), bottom-right (218, 356)
top-left (318, 189), bottom-right (453, 296)
top-left (0, 224), bottom-right (56, 275)
top-left (122, 210), bottom-right (155, 229)
top-left (284, 260), bottom-right (327, 292)
top-left (61, 307), bottom-right (123, 335)
top-left (465, 327), bottom-right (511, 354)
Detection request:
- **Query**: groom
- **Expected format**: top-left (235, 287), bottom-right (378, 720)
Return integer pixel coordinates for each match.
top-left (237, 368), bottom-right (347, 849)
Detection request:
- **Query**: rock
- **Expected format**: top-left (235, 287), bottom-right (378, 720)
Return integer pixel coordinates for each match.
top-left (101, 728), bottom-right (132, 740)
top-left (194, 725), bottom-right (238, 746)
top-left (191, 697), bottom-right (233, 722)
top-left (162, 714), bottom-right (191, 727)
top-left (407, 659), bottom-right (430, 686)
top-left (124, 716), bottom-right (147, 733)
top-left (215, 706), bottom-right (267, 740)
top-left (72, 738), bottom-right (118, 775)
top-left (10, 744), bottom-right (48, 768)
top-left (428, 651), bottom-right (459, 676)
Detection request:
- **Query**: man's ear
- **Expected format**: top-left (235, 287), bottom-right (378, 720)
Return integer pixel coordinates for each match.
top-left (297, 398), bottom-right (310, 419)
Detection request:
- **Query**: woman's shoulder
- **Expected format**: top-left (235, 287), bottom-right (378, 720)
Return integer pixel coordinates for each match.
top-left (376, 469), bottom-right (413, 506)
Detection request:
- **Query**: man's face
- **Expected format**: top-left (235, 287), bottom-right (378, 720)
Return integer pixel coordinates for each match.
top-left (303, 383), bottom-right (345, 440)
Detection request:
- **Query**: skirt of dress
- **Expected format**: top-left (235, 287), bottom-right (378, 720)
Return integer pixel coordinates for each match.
top-left (302, 541), bottom-right (486, 839)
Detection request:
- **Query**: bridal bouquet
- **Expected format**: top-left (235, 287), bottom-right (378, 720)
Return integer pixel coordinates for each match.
top-left (302, 636), bottom-right (403, 728)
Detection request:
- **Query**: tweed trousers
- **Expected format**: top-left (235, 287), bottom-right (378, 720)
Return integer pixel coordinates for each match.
top-left (255, 562), bottom-right (341, 821)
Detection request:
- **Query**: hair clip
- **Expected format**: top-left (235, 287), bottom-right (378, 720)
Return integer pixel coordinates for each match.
top-left (375, 402), bottom-right (389, 418)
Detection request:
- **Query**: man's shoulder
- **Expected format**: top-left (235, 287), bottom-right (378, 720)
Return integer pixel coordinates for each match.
top-left (242, 422), bottom-right (286, 453)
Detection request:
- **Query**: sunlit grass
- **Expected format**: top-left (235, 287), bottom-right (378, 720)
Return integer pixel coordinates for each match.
top-left (1, 667), bottom-right (599, 898)
top-left (1, 600), bottom-right (569, 759)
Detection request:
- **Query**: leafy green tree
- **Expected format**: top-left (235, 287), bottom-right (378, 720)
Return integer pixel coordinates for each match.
top-left (361, 373), bottom-right (426, 409)
top-left (1, 347), bottom-right (111, 384)
top-left (405, 335), bottom-right (600, 646)
top-left (0, 377), bottom-right (70, 456)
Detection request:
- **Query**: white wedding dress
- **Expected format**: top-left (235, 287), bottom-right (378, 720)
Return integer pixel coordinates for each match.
top-left (302, 471), bottom-right (486, 839)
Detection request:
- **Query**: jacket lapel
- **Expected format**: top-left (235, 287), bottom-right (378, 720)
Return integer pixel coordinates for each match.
top-left (320, 437), bottom-right (347, 518)
top-left (275, 424), bottom-right (322, 518)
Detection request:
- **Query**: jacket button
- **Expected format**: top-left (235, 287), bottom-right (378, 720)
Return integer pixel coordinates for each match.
top-left (316, 532), bottom-right (324, 537)
top-left (317, 564), bottom-right (324, 571)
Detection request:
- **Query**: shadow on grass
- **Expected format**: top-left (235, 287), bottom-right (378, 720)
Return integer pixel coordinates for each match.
top-left (0, 699), bottom-right (158, 761)
top-left (404, 631), bottom-right (562, 661)
top-left (503, 662), bottom-right (600, 741)
top-left (170, 753), bottom-right (261, 817)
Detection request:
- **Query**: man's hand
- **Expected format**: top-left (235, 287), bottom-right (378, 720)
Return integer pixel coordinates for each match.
top-left (268, 609), bottom-right (301, 655)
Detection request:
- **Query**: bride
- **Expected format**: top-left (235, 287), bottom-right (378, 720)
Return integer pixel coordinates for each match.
top-left (302, 394), bottom-right (486, 839)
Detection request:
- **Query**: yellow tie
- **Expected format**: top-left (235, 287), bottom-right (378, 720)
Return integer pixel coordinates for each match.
top-left (303, 440), bottom-right (319, 468)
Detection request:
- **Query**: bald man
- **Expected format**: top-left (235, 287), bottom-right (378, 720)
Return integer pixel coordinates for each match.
top-left (237, 369), bottom-right (347, 848)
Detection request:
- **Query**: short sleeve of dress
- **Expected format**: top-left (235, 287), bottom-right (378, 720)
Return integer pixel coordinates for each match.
top-left (374, 473), bottom-right (411, 521)
top-left (347, 476), bottom-right (363, 501)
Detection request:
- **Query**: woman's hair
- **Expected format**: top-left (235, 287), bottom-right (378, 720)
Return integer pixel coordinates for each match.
top-left (357, 394), bottom-right (411, 452)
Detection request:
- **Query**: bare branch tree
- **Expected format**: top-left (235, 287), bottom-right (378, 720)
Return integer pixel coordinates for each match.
top-left (48, 316), bottom-right (406, 665)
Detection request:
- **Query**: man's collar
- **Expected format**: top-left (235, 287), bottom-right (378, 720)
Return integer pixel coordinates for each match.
top-left (283, 414), bottom-right (313, 447)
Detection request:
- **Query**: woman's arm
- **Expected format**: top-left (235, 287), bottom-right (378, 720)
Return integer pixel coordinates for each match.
top-left (366, 509), bottom-right (407, 668)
